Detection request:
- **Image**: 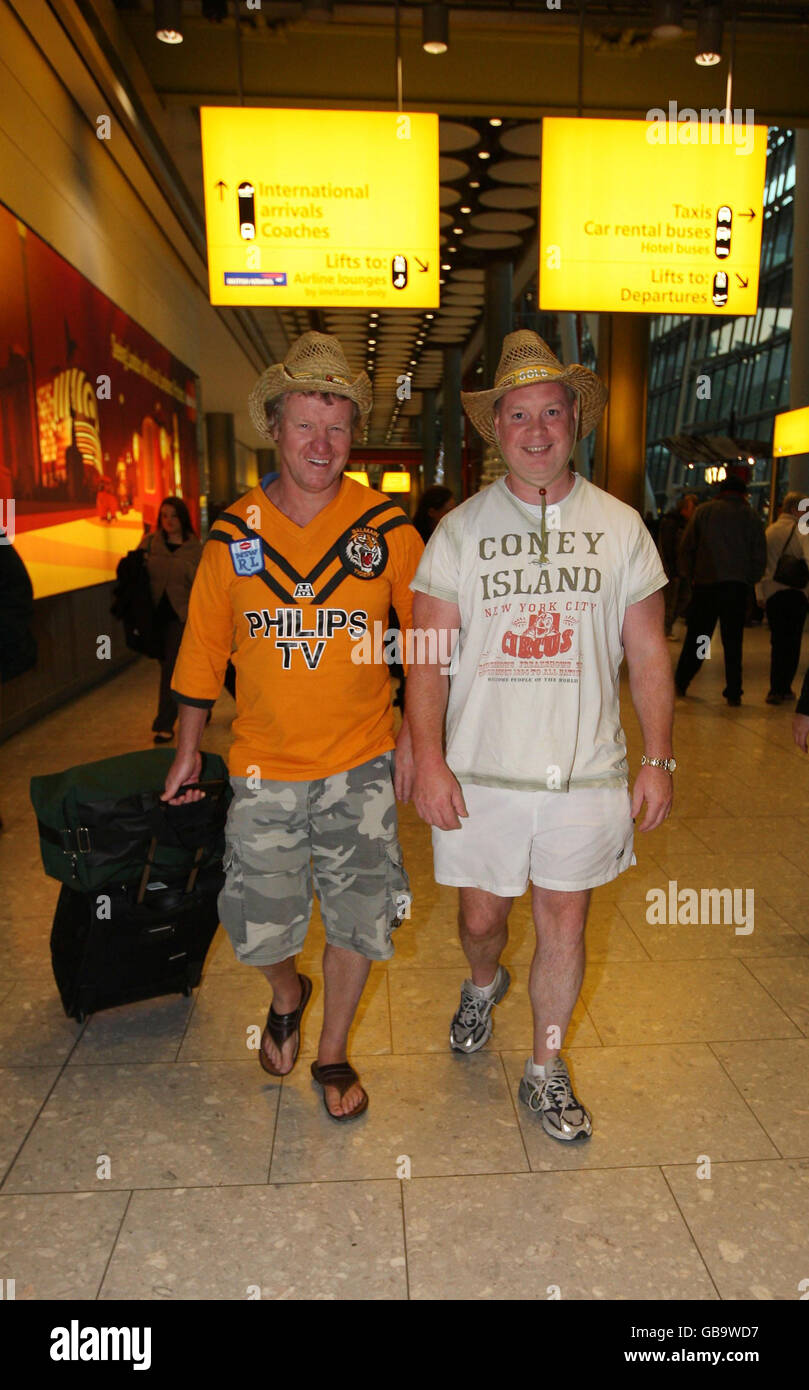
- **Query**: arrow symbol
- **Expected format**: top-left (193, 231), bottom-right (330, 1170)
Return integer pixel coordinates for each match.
top-left (738, 208), bottom-right (756, 221)
top-left (216, 180), bottom-right (228, 200)
top-left (735, 274), bottom-right (749, 288)
top-left (415, 257), bottom-right (429, 272)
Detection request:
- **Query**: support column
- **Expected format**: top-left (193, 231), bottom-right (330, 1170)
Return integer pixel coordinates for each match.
top-left (591, 314), bottom-right (649, 512)
top-left (789, 128), bottom-right (809, 494)
top-left (420, 389), bottom-right (437, 488)
top-left (205, 412), bottom-right (238, 515)
top-left (442, 348), bottom-right (463, 501)
top-left (484, 260), bottom-right (513, 385)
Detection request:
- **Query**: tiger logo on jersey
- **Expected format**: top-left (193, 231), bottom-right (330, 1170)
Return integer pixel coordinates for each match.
top-left (340, 525), bottom-right (388, 580)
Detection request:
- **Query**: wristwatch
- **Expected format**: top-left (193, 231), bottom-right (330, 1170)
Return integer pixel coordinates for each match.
top-left (641, 755), bottom-right (677, 773)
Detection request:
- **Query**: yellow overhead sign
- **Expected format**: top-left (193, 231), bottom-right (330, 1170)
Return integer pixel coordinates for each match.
top-left (200, 108), bottom-right (439, 308)
top-left (539, 117), bottom-right (767, 316)
top-left (773, 405), bottom-right (809, 457)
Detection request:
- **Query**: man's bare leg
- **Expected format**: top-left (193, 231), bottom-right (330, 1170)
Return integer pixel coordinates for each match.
top-left (529, 886), bottom-right (590, 1064)
top-left (458, 886), bottom-right (513, 985)
top-left (258, 958), bottom-right (304, 1073)
top-left (317, 942), bottom-right (372, 1116)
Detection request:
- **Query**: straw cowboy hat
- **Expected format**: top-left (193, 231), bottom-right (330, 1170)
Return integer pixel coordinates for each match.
top-left (248, 331), bottom-right (373, 440)
top-left (461, 330), bottom-right (608, 446)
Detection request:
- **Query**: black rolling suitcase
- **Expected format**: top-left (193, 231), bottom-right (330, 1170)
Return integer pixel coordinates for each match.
top-left (50, 863), bottom-right (223, 1023)
top-left (30, 749), bottom-right (231, 1022)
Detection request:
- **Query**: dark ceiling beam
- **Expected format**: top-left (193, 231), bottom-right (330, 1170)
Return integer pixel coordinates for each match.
top-left (120, 17), bottom-right (809, 125)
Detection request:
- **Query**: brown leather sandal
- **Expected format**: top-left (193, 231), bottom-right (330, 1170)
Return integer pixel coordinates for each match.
top-left (259, 973), bottom-right (312, 1077)
top-left (310, 1060), bottom-right (369, 1122)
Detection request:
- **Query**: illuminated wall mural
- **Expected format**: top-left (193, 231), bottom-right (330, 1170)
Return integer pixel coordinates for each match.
top-left (0, 202), bottom-right (200, 598)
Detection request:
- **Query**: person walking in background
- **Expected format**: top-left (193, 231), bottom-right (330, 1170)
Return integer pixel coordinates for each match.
top-left (675, 474), bottom-right (767, 706)
top-left (0, 531), bottom-right (37, 686)
top-left (141, 497), bottom-right (202, 743)
top-left (793, 665), bottom-right (809, 752)
top-left (412, 485), bottom-right (456, 545)
top-left (755, 491), bottom-right (809, 705)
top-left (658, 493), bottom-right (698, 639)
top-left (391, 486), bottom-right (456, 709)
top-left (0, 532), bottom-right (37, 833)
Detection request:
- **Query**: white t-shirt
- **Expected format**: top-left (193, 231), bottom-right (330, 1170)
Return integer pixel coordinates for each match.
top-left (411, 473), bottom-right (667, 791)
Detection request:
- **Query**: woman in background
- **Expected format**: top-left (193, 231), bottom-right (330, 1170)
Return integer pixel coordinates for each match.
top-left (141, 497), bottom-right (202, 743)
top-left (412, 484), bottom-right (456, 545)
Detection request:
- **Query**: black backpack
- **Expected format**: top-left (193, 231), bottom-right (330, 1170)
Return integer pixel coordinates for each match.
top-left (110, 541), bottom-right (161, 658)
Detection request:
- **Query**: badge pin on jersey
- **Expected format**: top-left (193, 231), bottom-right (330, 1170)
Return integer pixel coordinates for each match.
top-left (230, 537), bottom-right (264, 576)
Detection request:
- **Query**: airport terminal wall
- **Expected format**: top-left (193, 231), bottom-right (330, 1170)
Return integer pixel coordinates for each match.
top-left (0, 2), bottom-right (256, 741)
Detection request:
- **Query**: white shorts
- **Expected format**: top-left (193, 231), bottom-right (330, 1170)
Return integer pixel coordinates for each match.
top-left (432, 783), bottom-right (636, 896)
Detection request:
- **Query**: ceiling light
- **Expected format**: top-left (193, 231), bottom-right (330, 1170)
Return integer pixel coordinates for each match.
top-left (441, 263), bottom-right (451, 270)
top-left (155, 0), bottom-right (183, 43)
top-left (460, 205), bottom-right (471, 214)
top-left (453, 226), bottom-right (463, 235)
top-left (489, 117), bottom-right (503, 127)
top-left (368, 338), bottom-right (376, 345)
top-left (651, 0), bottom-right (684, 39)
top-left (426, 313), bottom-right (435, 319)
top-left (469, 181), bottom-right (480, 189)
top-left (422, 3), bottom-right (449, 55)
top-left (478, 151), bottom-right (491, 160)
top-left (695, 2), bottom-right (723, 65)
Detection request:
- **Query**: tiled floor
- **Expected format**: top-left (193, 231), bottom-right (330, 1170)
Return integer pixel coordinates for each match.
top-left (1, 623), bottom-right (808, 1300)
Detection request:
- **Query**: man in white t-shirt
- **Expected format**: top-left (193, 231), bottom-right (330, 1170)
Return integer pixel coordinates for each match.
top-left (408, 330), bottom-right (675, 1143)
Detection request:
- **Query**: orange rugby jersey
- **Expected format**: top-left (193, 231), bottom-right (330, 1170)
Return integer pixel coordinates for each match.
top-left (171, 475), bottom-right (424, 780)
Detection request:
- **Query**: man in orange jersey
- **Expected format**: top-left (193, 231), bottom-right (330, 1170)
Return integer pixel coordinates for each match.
top-left (163, 333), bottom-right (423, 1121)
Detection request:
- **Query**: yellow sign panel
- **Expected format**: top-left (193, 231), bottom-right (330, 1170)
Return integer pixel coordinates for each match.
top-left (539, 117), bottom-right (767, 315)
top-left (773, 405), bottom-right (809, 456)
top-left (200, 108), bottom-right (439, 308)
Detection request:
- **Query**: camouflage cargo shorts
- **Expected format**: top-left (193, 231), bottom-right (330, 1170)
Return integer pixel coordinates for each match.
top-left (218, 752), bottom-right (412, 965)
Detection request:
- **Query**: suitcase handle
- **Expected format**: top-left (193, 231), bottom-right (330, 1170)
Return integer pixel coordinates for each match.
top-left (172, 778), bottom-right (227, 800)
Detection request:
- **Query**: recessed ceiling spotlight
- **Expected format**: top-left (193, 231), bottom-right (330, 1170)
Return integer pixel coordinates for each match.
top-left (460, 205), bottom-right (472, 214)
top-left (651, 0), bottom-right (684, 39)
top-left (422, 2), bottom-right (449, 55)
top-left (453, 226), bottom-right (463, 235)
top-left (426, 313), bottom-right (435, 319)
top-left (695, 1), bottom-right (722, 64)
top-left (155, 0), bottom-right (183, 43)
top-left (441, 263), bottom-right (451, 270)
top-left (489, 117), bottom-right (503, 127)
top-left (478, 151), bottom-right (491, 160)
top-left (469, 181), bottom-right (480, 189)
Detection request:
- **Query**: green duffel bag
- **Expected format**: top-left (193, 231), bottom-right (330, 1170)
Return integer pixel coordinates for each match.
top-left (30, 748), bottom-right (232, 892)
